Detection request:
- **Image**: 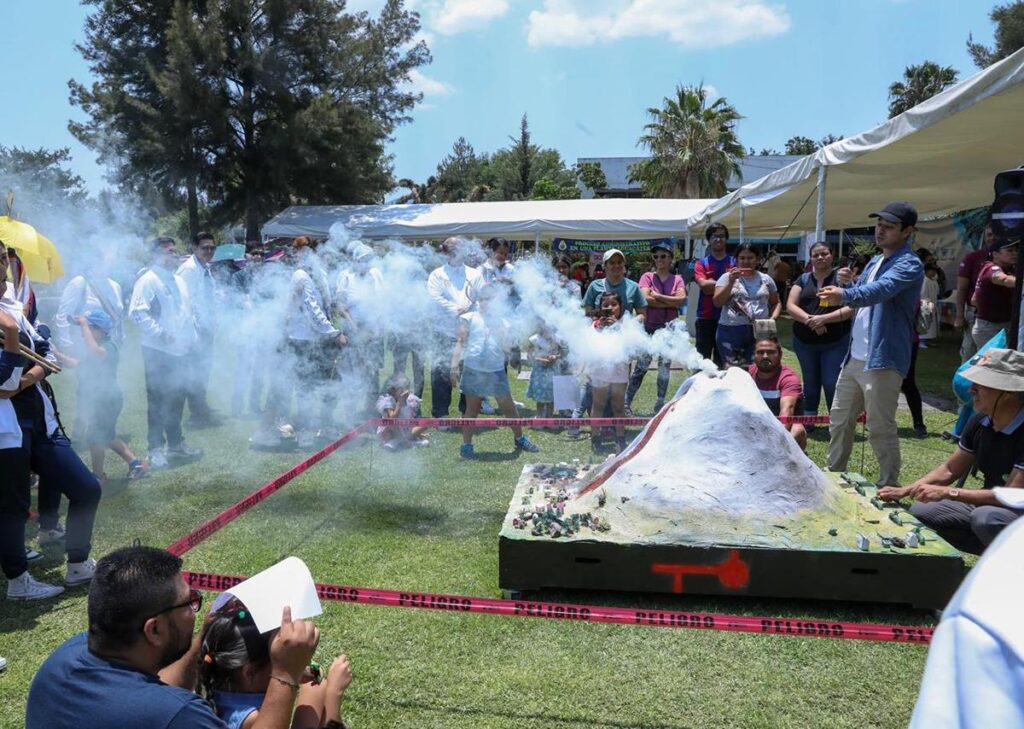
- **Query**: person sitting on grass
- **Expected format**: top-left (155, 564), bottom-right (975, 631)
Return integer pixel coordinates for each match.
top-left (451, 284), bottom-right (540, 459)
top-left (375, 373), bottom-right (429, 450)
top-left (589, 291), bottom-right (630, 454)
top-left (198, 598), bottom-right (353, 729)
top-left (879, 348), bottom-right (1024, 555)
top-left (26, 545), bottom-right (321, 729)
top-left (746, 337), bottom-right (807, 451)
top-left (71, 309), bottom-right (147, 485)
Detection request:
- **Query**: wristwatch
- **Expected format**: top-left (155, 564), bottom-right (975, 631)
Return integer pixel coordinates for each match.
top-left (949, 488), bottom-right (960, 500)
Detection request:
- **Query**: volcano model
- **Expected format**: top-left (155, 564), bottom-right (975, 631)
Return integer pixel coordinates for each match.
top-left (498, 369), bottom-right (965, 609)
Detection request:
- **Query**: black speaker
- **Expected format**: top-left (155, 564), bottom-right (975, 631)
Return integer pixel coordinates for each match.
top-left (991, 166), bottom-right (1024, 240)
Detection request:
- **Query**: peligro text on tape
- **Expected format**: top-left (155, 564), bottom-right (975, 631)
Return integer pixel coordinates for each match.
top-left (182, 570), bottom-right (934, 644)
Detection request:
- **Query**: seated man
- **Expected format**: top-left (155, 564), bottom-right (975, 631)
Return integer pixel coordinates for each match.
top-left (879, 348), bottom-right (1024, 555)
top-left (26, 546), bottom-right (319, 729)
top-left (748, 337), bottom-right (807, 450)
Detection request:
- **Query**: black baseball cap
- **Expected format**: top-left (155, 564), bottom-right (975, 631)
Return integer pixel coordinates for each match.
top-left (869, 201), bottom-right (918, 227)
top-left (989, 236), bottom-right (1020, 253)
top-left (650, 241), bottom-right (673, 254)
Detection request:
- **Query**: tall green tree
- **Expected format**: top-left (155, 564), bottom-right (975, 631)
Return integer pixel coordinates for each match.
top-left (784, 136), bottom-right (818, 155)
top-left (71, 0), bottom-right (429, 241)
top-left (0, 147), bottom-right (88, 221)
top-left (887, 61), bottom-right (959, 118)
top-left (433, 137), bottom-right (486, 202)
top-left (968, 1), bottom-right (1024, 68)
top-left (629, 84), bottom-right (744, 198)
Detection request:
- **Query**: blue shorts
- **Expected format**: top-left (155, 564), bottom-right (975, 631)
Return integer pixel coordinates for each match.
top-left (459, 367), bottom-right (511, 398)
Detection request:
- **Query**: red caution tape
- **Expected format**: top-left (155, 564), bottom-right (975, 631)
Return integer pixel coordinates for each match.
top-left (183, 570), bottom-right (933, 644)
top-left (373, 413), bottom-right (862, 429)
top-left (166, 422), bottom-right (373, 557)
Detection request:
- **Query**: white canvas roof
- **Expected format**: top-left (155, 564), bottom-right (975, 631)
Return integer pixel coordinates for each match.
top-left (262, 197), bottom-right (712, 241)
top-left (686, 46), bottom-right (1024, 237)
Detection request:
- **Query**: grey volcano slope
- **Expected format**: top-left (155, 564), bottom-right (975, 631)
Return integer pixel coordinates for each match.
top-left (561, 368), bottom-right (849, 547)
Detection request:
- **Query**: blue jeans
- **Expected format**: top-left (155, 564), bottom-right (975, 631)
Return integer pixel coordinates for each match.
top-left (792, 336), bottom-right (849, 415)
top-left (715, 324), bottom-right (754, 365)
top-left (2, 428), bottom-right (100, 578)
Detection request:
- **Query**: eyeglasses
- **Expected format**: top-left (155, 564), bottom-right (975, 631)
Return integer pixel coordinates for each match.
top-left (710, 235), bottom-right (727, 241)
top-left (150, 588), bottom-right (203, 621)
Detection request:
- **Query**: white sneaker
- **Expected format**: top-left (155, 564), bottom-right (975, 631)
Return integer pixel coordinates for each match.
top-left (7, 571), bottom-right (65, 601)
top-left (413, 438), bottom-right (430, 448)
top-left (66, 558), bottom-right (97, 587)
top-left (149, 449), bottom-right (169, 469)
top-left (38, 525), bottom-right (66, 546)
top-left (0, 655), bottom-right (6, 671)
top-left (480, 400), bottom-right (495, 414)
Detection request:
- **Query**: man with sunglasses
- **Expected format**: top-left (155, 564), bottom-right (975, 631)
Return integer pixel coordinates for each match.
top-left (693, 222), bottom-right (737, 366)
top-left (27, 546), bottom-right (320, 728)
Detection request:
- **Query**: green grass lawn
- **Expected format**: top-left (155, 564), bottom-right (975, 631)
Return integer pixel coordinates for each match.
top-left (0, 322), bottom-right (972, 728)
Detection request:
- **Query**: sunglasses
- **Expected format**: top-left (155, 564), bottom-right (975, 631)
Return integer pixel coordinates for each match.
top-left (149, 588), bottom-right (203, 621)
top-left (652, 253), bottom-right (671, 260)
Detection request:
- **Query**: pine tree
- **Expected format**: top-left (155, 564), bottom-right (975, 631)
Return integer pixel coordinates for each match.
top-left (71, 0), bottom-right (430, 240)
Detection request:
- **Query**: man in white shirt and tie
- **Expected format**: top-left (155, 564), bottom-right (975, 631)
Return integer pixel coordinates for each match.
top-left (426, 237), bottom-right (483, 420)
top-left (176, 232), bottom-right (220, 427)
top-left (128, 238), bottom-right (201, 469)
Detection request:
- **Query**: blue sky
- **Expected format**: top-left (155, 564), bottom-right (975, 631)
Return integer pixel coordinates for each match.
top-left (0, 0), bottom-right (999, 197)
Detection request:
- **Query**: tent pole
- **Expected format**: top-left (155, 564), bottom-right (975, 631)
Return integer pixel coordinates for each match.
top-left (739, 207), bottom-right (746, 244)
top-left (837, 228), bottom-right (844, 259)
top-left (684, 229), bottom-right (691, 259)
top-left (814, 165), bottom-right (827, 241)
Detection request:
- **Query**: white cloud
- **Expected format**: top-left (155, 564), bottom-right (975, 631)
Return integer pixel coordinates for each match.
top-left (404, 69), bottom-right (455, 97)
top-left (526, 0), bottom-right (790, 48)
top-left (429, 0), bottom-right (510, 35)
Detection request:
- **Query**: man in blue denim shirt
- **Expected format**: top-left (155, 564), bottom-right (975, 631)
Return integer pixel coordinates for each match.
top-left (819, 201), bottom-right (924, 486)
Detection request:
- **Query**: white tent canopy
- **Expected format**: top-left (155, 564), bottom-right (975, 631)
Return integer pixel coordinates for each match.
top-left (262, 198), bottom-right (712, 242)
top-left (686, 45), bottom-right (1024, 239)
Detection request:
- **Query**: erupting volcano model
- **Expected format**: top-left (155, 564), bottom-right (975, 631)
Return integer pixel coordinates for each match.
top-left (498, 369), bottom-right (964, 609)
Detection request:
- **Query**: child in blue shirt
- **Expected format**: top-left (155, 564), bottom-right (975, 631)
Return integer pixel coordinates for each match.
top-left (198, 598), bottom-right (352, 729)
top-left (73, 309), bottom-right (147, 485)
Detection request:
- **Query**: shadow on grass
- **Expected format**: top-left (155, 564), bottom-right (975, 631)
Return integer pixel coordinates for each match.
top-left (373, 698), bottom-right (695, 729)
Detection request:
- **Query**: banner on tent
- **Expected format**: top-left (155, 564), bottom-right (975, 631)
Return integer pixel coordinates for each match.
top-left (553, 237), bottom-right (677, 254)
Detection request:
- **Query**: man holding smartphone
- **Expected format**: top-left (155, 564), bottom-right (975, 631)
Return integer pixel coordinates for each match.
top-left (818, 201), bottom-right (924, 487)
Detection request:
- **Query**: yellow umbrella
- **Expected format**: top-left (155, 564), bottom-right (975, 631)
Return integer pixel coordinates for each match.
top-left (0, 215), bottom-right (42, 255)
top-left (0, 215), bottom-right (65, 284)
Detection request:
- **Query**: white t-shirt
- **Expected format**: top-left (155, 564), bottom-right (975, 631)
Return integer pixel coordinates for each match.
top-left (850, 259), bottom-right (881, 361)
top-left (909, 518), bottom-right (1024, 729)
top-left (459, 311), bottom-right (507, 372)
top-left (715, 271), bottom-right (777, 326)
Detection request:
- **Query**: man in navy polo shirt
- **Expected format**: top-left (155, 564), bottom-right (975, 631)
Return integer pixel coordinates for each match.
top-left (26, 546), bottom-right (319, 729)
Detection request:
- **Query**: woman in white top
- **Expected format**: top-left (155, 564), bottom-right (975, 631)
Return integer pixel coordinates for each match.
top-left (712, 243), bottom-right (781, 365)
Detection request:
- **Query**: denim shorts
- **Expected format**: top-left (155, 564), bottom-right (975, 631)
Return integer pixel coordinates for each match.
top-left (459, 367), bottom-right (511, 398)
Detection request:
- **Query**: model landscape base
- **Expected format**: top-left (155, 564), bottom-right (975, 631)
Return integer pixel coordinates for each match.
top-left (498, 467), bottom-right (965, 610)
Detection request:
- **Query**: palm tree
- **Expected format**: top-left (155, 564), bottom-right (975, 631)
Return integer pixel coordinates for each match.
top-left (887, 61), bottom-right (959, 118)
top-left (629, 84), bottom-right (744, 199)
